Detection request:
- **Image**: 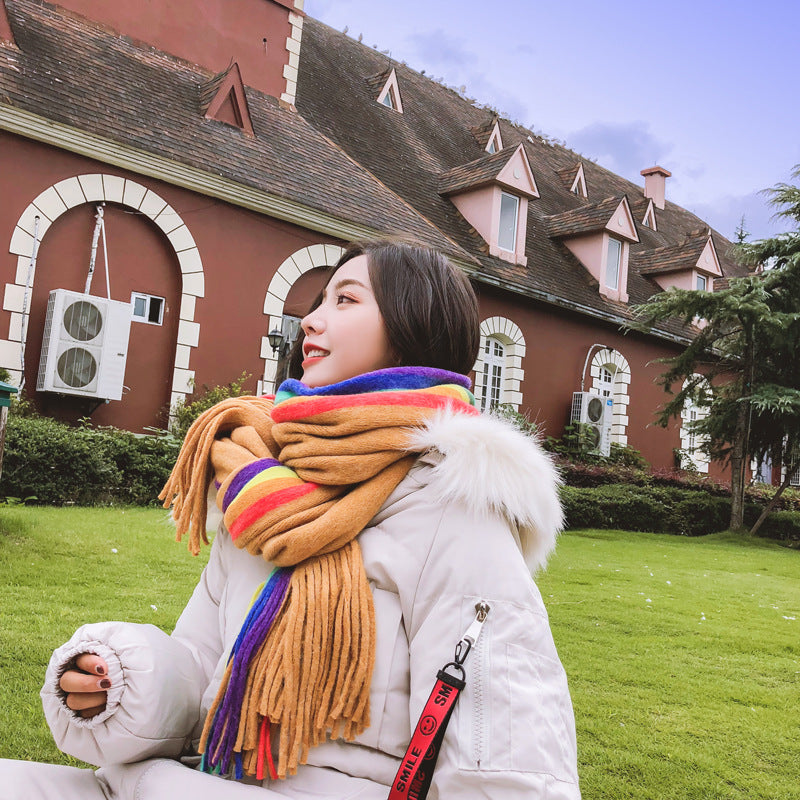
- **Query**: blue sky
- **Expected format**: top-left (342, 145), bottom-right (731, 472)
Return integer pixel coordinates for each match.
top-left (305, 0), bottom-right (800, 242)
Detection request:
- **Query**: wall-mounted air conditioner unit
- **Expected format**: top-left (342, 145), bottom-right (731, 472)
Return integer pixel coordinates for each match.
top-left (37, 289), bottom-right (132, 401)
top-left (570, 391), bottom-right (614, 456)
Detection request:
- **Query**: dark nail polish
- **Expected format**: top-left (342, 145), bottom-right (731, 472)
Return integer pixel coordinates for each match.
top-left (95, 665), bottom-right (106, 675)
top-left (100, 679), bottom-right (111, 689)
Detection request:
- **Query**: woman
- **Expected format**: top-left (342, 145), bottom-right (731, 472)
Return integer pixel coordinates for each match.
top-left (3, 241), bottom-right (580, 798)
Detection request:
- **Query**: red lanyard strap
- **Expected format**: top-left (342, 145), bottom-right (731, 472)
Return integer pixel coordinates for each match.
top-left (388, 602), bottom-right (490, 800)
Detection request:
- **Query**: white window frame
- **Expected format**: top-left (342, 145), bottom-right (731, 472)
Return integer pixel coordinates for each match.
top-left (679, 375), bottom-right (711, 473)
top-left (696, 274), bottom-right (707, 291)
top-left (131, 292), bottom-right (165, 325)
top-left (590, 348), bottom-right (631, 445)
top-left (606, 237), bottom-right (621, 290)
top-left (498, 192), bottom-right (519, 253)
top-left (480, 336), bottom-right (505, 412)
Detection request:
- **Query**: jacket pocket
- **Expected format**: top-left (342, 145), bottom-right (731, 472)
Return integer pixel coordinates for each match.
top-left (457, 597), bottom-right (577, 783)
top-left (504, 642), bottom-right (577, 781)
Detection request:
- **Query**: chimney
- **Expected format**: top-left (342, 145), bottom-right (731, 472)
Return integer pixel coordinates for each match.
top-left (640, 165), bottom-right (672, 210)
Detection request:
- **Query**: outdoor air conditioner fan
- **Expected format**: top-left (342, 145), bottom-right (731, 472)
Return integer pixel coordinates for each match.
top-left (37, 289), bottom-right (132, 401)
top-left (570, 391), bottom-right (614, 456)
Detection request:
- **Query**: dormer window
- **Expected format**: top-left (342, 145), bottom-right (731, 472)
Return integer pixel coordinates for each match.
top-left (642, 199), bottom-right (657, 230)
top-left (634, 231), bottom-right (723, 295)
top-left (546, 195), bottom-right (639, 303)
top-left (485, 122), bottom-right (503, 155)
top-left (375, 68), bottom-right (403, 113)
top-left (606, 237), bottom-right (622, 290)
top-left (439, 143), bottom-right (538, 267)
top-left (200, 62), bottom-right (254, 137)
top-left (570, 164), bottom-right (588, 199)
top-left (498, 192), bottom-right (519, 251)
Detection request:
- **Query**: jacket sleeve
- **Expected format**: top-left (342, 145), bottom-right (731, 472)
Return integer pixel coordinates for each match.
top-left (403, 500), bottom-right (581, 799)
top-left (40, 526), bottom-right (228, 767)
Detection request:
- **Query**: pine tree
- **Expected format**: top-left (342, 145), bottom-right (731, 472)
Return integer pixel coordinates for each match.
top-left (630, 166), bottom-right (800, 532)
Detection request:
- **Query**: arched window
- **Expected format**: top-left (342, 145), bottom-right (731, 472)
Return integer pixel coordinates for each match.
top-left (679, 375), bottom-right (711, 473)
top-left (590, 348), bottom-right (631, 445)
top-left (473, 317), bottom-right (526, 412)
top-left (480, 336), bottom-right (505, 412)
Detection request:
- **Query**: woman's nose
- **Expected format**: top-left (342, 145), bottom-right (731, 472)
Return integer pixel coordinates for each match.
top-left (301, 307), bottom-right (324, 335)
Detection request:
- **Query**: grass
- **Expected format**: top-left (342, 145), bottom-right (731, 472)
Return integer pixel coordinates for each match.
top-left (1, 509), bottom-right (799, 798)
top-left (0, 506), bottom-right (209, 765)
top-left (536, 529), bottom-right (800, 800)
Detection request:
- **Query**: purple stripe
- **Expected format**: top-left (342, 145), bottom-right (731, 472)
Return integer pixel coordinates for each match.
top-left (223, 458), bottom-right (282, 512)
top-left (207, 569), bottom-right (292, 770)
top-left (275, 366), bottom-right (471, 404)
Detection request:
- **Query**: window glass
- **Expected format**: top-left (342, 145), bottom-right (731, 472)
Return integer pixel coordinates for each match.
top-left (381, 91), bottom-right (394, 109)
top-left (606, 237), bottom-right (621, 290)
top-left (131, 292), bottom-right (165, 325)
top-left (601, 367), bottom-right (613, 398)
top-left (480, 336), bottom-right (505, 412)
top-left (697, 274), bottom-right (707, 291)
top-left (498, 193), bottom-right (519, 252)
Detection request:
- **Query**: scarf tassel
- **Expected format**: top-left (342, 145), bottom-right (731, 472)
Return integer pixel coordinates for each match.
top-left (200, 567), bottom-right (293, 776)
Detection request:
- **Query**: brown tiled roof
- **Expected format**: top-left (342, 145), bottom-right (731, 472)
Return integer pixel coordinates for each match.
top-left (0, 0), bottom-right (465, 259)
top-left (634, 229), bottom-right (711, 276)
top-left (365, 68), bottom-right (392, 95)
top-left (469, 115), bottom-right (498, 149)
top-left (438, 148), bottom-right (517, 195)
top-left (546, 195), bottom-right (628, 238)
top-left (554, 163), bottom-right (583, 193)
top-left (295, 17), bottom-right (750, 343)
top-left (0, 1), bottom-right (753, 346)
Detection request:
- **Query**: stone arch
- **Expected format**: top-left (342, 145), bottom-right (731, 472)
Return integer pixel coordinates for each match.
top-left (589, 347), bottom-right (630, 445)
top-left (473, 316), bottom-right (526, 411)
top-left (259, 243), bottom-right (345, 393)
top-left (3, 174), bottom-right (204, 411)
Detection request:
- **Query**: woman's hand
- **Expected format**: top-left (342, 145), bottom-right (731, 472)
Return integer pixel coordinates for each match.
top-left (59, 653), bottom-right (110, 718)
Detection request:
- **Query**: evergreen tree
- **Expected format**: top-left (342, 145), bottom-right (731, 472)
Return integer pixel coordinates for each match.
top-left (630, 166), bottom-right (800, 532)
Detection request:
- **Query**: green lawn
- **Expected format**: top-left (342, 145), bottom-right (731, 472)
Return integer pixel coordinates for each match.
top-left (537, 529), bottom-right (800, 800)
top-left (1, 508), bottom-right (798, 798)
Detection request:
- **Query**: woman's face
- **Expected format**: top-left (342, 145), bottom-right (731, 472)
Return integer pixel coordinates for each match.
top-left (300, 254), bottom-right (396, 388)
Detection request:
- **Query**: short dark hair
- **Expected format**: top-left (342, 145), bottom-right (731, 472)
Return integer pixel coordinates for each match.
top-left (289, 240), bottom-right (480, 378)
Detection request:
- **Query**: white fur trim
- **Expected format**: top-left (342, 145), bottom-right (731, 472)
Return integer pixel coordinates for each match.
top-left (406, 409), bottom-right (563, 571)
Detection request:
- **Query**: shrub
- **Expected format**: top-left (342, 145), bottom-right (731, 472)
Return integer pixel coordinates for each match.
top-left (672, 493), bottom-right (731, 536)
top-left (756, 510), bottom-right (800, 544)
top-left (169, 371), bottom-right (253, 439)
top-left (559, 486), bottom-right (611, 529)
top-left (0, 415), bottom-right (180, 505)
top-left (595, 484), bottom-right (672, 533)
top-left (559, 484), bottom-right (767, 537)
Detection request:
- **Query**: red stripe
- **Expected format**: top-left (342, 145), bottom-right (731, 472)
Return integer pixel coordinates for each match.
top-left (256, 716), bottom-right (267, 781)
top-left (272, 391), bottom-right (476, 422)
top-left (228, 483), bottom-right (317, 538)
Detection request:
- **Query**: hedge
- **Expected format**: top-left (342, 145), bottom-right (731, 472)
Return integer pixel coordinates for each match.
top-left (0, 414), bottom-right (180, 505)
top-left (560, 483), bottom-right (800, 543)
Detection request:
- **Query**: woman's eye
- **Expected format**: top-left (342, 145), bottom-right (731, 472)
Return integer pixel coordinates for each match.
top-left (336, 294), bottom-right (354, 305)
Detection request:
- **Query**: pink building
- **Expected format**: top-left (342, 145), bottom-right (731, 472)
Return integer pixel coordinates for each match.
top-left (0, 0), bottom-right (764, 482)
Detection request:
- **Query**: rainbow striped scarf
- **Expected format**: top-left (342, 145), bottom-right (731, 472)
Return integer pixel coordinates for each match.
top-left (160, 367), bottom-right (476, 781)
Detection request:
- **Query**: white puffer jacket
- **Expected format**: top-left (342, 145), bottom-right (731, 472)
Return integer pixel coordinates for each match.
top-left (41, 411), bottom-right (581, 799)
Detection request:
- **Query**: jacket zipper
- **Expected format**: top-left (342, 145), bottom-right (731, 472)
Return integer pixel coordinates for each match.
top-left (463, 601), bottom-right (490, 768)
